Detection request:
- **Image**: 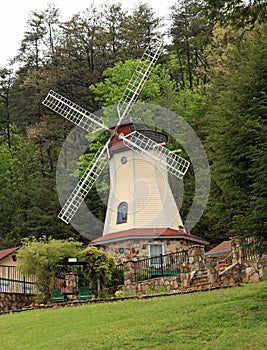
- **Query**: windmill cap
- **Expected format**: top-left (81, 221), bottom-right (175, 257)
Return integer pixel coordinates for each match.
top-left (108, 117), bottom-right (168, 140)
top-left (108, 117), bottom-right (148, 130)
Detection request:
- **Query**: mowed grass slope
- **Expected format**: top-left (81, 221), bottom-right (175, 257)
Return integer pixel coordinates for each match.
top-left (0, 281), bottom-right (266, 350)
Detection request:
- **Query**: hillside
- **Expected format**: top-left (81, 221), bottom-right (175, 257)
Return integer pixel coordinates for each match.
top-left (0, 281), bottom-right (266, 349)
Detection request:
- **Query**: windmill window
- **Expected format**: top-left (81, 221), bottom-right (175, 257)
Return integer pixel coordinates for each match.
top-left (116, 202), bottom-right (128, 224)
top-left (121, 156), bottom-right (127, 164)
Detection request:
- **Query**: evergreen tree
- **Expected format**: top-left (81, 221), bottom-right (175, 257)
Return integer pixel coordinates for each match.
top-left (170, 0), bottom-right (210, 89)
top-left (204, 23), bottom-right (267, 243)
top-left (0, 68), bottom-right (14, 148)
top-left (204, 0), bottom-right (267, 28)
top-left (121, 2), bottom-right (163, 56)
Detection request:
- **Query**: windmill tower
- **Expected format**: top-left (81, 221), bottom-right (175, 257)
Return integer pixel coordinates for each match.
top-left (42, 40), bottom-right (207, 262)
top-left (103, 118), bottom-right (185, 235)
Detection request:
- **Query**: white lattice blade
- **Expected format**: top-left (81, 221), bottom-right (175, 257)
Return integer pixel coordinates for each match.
top-left (117, 39), bottom-right (163, 122)
top-left (42, 90), bottom-right (107, 133)
top-left (121, 131), bottom-right (190, 179)
top-left (58, 144), bottom-right (109, 223)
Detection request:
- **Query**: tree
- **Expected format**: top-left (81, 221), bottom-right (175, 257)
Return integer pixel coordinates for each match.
top-left (204, 23), bottom-right (267, 244)
top-left (16, 236), bottom-right (83, 302)
top-left (204, 0), bottom-right (267, 28)
top-left (90, 59), bottom-right (178, 109)
top-left (121, 2), bottom-right (163, 56)
top-left (170, 0), bottom-right (210, 90)
top-left (81, 246), bottom-right (115, 297)
top-left (0, 68), bottom-right (14, 148)
top-left (41, 3), bottom-right (61, 64)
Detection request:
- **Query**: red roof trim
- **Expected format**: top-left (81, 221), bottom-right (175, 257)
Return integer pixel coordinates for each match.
top-left (90, 228), bottom-right (208, 245)
top-left (0, 247), bottom-right (19, 262)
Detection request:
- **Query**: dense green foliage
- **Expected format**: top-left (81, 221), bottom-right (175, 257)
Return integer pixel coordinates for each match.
top-left (16, 236), bottom-right (83, 301)
top-left (204, 25), bottom-right (267, 241)
top-left (81, 246), bottom-right (115, 296)
top-left (0, 282), bottom-right (266, 349)
top-left (0, 0), bottom-right (266, 248)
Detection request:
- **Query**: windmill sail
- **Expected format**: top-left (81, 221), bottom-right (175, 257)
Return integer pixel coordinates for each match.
top-left (121, 131), bottom-right (190, 179)
top-left (42, 40), bottom-right (175, 224)
top-left (58, 143), bottom-right (109, 224)
top-left (117, 40), bottom-right (163, 122)
top-left (42, 90), bottom-right (106, 133)
top-left (57, 40), bottom-right (164, 223)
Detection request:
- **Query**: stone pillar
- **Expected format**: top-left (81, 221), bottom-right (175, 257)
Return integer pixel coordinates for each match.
top-left (123, 260), bottom-right (136, 292)
top-left (231, 236), bottom-right (242, 264)
top-left (206, 258), bottom-right (219, 287)
top-left (179, 258), bottom-right (189, 290)
top-left (187, 245), bottom-right (206, 271)
top-left (178, 245), bottom-right (205, 290)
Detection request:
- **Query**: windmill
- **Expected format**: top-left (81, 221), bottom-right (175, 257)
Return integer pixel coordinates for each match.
top-left (42, 40), bottom-right (191, 246)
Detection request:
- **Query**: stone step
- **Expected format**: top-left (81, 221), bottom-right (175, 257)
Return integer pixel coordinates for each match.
top-left (191, 270), bottom-right (209, 286)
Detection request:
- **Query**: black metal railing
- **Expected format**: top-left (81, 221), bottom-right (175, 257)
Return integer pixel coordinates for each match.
top-left (110, 264), bottom-right (124, 287)
top-left (0, 266), bottom-right (37, 294)
top-left (133, 250), bottom-right (188, 282)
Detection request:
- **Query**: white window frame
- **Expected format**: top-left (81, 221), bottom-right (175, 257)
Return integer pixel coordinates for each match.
top-left (116, 202), bottom-right (128, 224)
top-left (148, 243), bottom-right (165, 267)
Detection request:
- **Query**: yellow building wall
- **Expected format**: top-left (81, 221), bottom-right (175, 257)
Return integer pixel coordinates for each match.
top-left (103, 148), bottom-right (184, 235)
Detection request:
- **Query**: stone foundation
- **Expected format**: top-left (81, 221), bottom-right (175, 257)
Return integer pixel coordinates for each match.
top-left (123, 243), bottom-right (267, 295)
top-left (98, 238), bottom-right (196, 264)
top-left (0, 293), bottom-right (35, 313)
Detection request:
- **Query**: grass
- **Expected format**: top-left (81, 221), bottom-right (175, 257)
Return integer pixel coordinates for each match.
top-left (0, 281), bottom-right (266, 350)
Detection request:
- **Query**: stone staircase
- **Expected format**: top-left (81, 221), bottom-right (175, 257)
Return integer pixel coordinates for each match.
top-left (190, 269), bottom-right (210, 290)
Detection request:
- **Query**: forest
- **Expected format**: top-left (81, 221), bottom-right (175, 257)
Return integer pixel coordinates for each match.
top-left (0, 0), bottom-right (266, 249)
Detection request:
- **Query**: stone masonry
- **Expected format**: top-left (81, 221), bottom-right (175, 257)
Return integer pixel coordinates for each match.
top-left (98, 237), bottom-right (197, 264)
top-left (123, 241), bottom-right (266, 295)
top-left (0, 293), bottom-right (35, 313)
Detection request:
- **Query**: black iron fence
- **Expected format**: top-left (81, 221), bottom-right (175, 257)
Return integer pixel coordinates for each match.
top-left (133, 250), bottom-right (188, 282)
top-left (0, 266), bottom-right (37, 294)
top-left (109, 264), bottom-right (124, 286)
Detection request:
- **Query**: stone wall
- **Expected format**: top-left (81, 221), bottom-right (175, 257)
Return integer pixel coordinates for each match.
top-left (123, 243), bottom-right (266, 295)
top-left (0, 293), bottom-right (35, 313)
top-left (124, 245), bottom-right (209, 294)
top-left (99, 237), bottom-right (196, 264)
top-left (212, 258), bottom-right (266, 288)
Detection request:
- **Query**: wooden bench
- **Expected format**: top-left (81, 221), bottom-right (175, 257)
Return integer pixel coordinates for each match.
top-left (50, 287), bottom-right (64, 303)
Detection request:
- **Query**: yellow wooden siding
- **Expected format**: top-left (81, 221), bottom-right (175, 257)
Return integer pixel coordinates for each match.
top-left (103, 148), bottom-right (184, 235)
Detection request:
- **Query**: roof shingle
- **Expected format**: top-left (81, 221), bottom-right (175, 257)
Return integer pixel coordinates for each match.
top-left (91, 228), bottom-right (208, 245)
top-left (0, 247), bottom-right (19, 262)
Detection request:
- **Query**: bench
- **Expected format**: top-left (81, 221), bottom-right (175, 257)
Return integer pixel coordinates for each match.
top-left (150, 270), bottom-right (180, 277)
top-left (79, 286), bottom-right (94, 301)
top-left (50, 287), bottom-right (64, 303)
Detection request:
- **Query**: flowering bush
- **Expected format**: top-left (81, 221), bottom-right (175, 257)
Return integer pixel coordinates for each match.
top-left (115, 290), bottom-right (124, 298)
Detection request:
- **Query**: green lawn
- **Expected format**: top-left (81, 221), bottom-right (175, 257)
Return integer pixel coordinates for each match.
top-left (0, 281), bottom-right (266, 350)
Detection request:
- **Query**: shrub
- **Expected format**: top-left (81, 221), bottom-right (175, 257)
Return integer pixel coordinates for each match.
top-left (115, 290), bottom-right (124, 298)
